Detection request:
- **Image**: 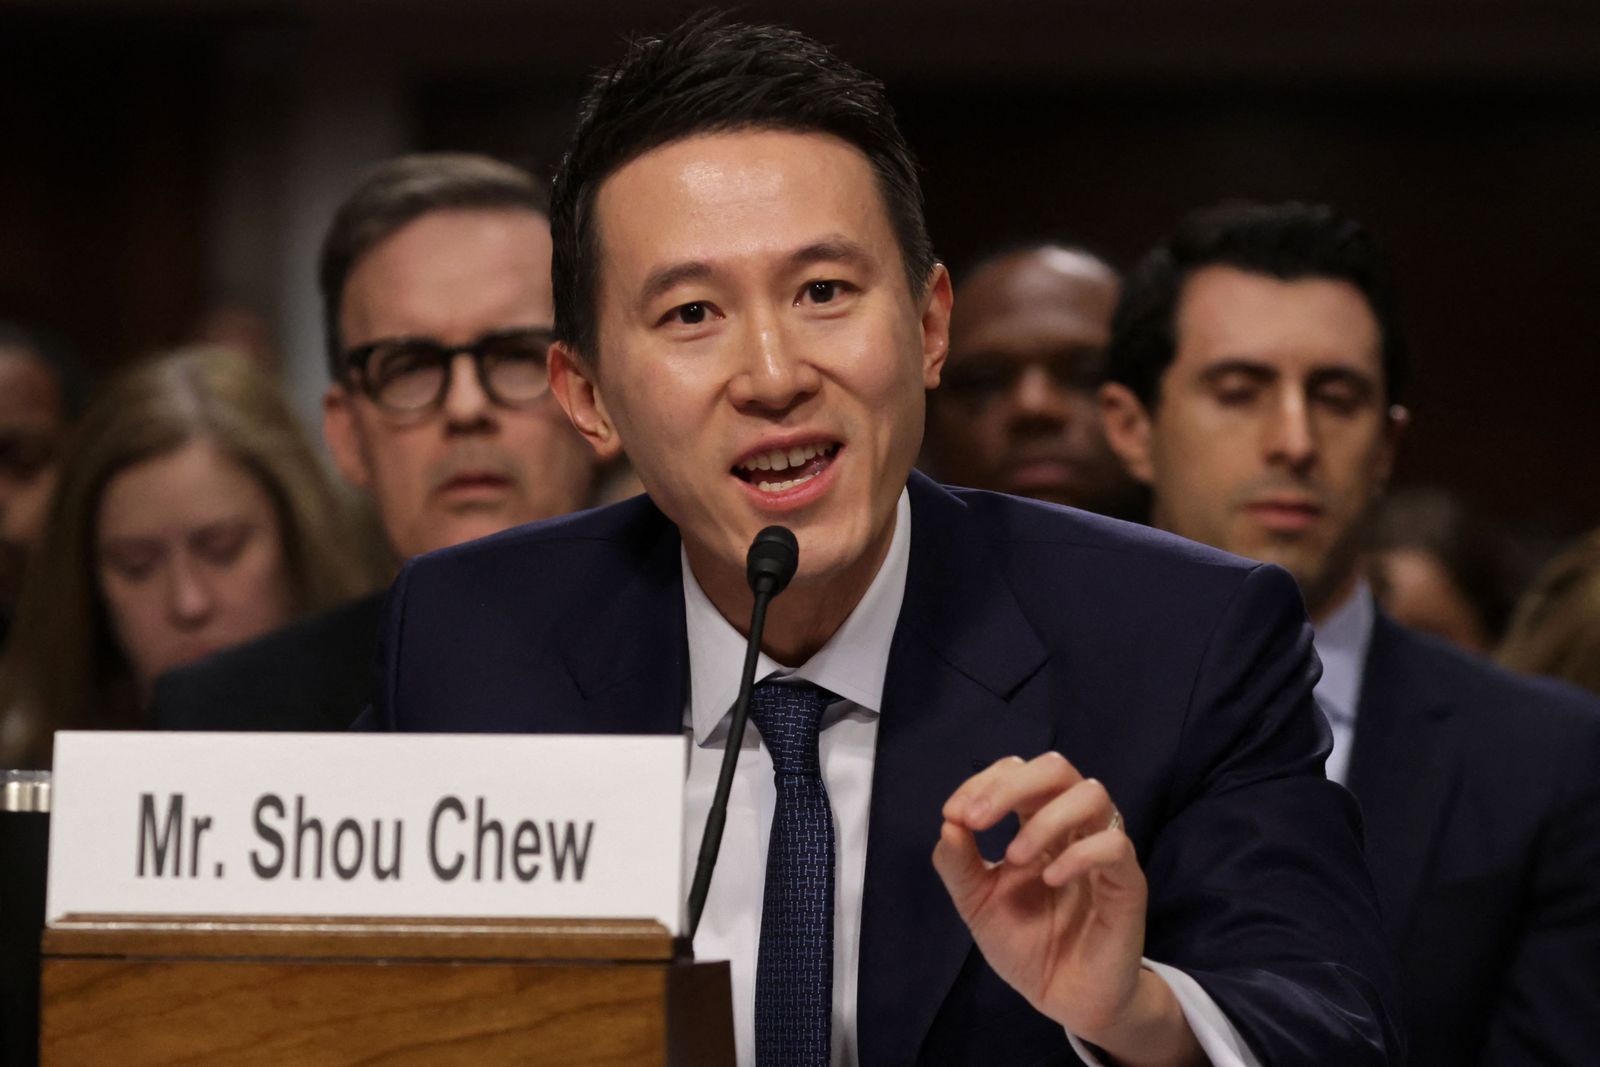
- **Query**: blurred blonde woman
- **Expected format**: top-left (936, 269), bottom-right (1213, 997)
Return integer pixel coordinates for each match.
top-left (1499, 528), bottom-right (1600, 697)
top-left (0, 347), bottom-right (380, 767)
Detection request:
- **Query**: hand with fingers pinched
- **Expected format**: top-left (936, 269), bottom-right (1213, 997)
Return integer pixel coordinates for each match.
top-left (932, 752), bottom-right (1205, 1067)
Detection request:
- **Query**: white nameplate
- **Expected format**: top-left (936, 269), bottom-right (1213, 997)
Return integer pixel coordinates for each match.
top-left (46, 732), bottom-right (686, 931)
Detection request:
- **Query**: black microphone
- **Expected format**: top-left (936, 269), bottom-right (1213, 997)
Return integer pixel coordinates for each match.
top-left (685, 525), bottom-right (799, 941)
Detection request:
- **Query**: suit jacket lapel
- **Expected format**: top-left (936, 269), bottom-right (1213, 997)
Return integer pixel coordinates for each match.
top-left (556, 502), bottom-right (688, 737)
top-left (1344, 615), bottom-right (1460, 942)
top-left (858, 474), bottom-right (1052, 1067)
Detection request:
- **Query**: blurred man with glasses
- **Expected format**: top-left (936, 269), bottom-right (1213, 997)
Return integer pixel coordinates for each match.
top-left (156, 153), bottom-right (599, 731)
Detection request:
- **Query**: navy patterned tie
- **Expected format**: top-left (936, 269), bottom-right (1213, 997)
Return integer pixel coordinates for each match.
top-left (748, 681), bottom-right (836, 1067)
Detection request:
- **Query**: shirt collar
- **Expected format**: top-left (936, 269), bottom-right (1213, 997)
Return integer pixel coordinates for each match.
top-left (683, 489), bottom-right (911, 744)
top-left (1312, 580), bottom-right (1377, 727)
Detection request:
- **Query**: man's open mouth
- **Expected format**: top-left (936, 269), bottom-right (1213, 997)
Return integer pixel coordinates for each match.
top-left (731, 441), bottom-right (842, 494)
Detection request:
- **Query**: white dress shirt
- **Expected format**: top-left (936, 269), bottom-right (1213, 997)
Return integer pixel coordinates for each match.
top-left (681, 490), bottom-right (1261, 1066)
top-left (1312, 583), bottom-right (1377, 786)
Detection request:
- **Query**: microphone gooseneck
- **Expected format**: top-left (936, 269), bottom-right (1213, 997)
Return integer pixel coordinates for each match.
top-left (685, 525), bottom-right (800, 941)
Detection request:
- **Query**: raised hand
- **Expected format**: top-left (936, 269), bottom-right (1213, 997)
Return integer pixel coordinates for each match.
top-left (932, 752), bottom-right (1203, 1067)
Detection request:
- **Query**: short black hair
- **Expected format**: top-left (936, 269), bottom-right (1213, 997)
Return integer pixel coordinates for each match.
top-left (1107, 201), bottom-right (1408, 407)
top-left (317, 153), bottom-right (549, 379)
top-left (549, 13), bottom-right (936, 362)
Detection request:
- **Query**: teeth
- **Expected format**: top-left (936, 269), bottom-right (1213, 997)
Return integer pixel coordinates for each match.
top-left (738, 442), bottom-right (833, 476)
top-left (756, 471), bottom-right (819, 493)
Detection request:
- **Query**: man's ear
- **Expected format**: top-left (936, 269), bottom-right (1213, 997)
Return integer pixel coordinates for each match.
top-left (1373, 403), bottom-right (1410, 494)
top-left (323, 384), bottom-right (373, 489)
top-left (548, 342), bottom-right (625, 461)
top-left (920, 263), bottom-right (954, 389)
top-left (1098, 381), bottom-right (1158, 486)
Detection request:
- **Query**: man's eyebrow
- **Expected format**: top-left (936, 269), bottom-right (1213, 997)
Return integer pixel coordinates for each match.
top-left (1306, 365), bottom-right (1379, 391)
top-left (1197, 359), bottom-right (1278, 385)
top-left (639, 261), bottom-right (714, 307)
top-left (637, 238), bottom-right (874, 308)
top-left (1197, 359), bottom-right (1381, 395)
top-left (786, 237), bottom-right (872, 273)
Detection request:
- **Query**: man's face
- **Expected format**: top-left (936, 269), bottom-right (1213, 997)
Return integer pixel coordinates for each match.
top-left (555, 130), bottom-right (950, 594)
top-left (0, 346), bottom-right (66, 609)
top-left (929, 248), bottom-right (1139, 514)
top-left (1102, 265), bottom-right (1402, 617)
top-left (324, 209), bottom-right (596, 560)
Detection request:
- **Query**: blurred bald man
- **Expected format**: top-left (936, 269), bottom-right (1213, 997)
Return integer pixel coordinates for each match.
top-left (925, 244), bottom-right (1144, 519)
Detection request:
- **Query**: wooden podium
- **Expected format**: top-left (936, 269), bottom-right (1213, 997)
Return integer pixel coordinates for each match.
top-left (39, 914), bottom-right (734, 1066)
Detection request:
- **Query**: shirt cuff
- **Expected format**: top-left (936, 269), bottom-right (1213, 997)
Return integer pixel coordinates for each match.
top-left (1065, 959), bottom-right (1263, 1067)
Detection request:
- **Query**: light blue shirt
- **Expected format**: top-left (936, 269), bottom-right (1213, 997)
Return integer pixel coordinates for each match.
top-left (1312, 583), bottom-right (1377, 785)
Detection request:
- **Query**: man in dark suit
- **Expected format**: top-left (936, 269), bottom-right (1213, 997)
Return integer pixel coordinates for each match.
top-left (363, 18), bottom-right (1400, 1066)
top-left (156, 153), bottom-right (601, 732)
top-left (1100, 200), bottom-right (1600, 1065)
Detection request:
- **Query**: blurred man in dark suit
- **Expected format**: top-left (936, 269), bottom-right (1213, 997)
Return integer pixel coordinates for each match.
top-left (361, 18), bottom-right (1401, 1066)
top-left (924, 245), bottom-right (1143, 519)
top-left (1100, 199), bottom-right (1600, 1067)
top-left (155, 154), bottom-right (598, 732)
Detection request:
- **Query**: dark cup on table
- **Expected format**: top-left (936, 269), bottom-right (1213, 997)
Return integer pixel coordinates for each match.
top-left (1, 770), bottom-right (51, 1067)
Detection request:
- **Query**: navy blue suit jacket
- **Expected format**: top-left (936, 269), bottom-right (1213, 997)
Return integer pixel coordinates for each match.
top-left (364, 473), bottom-right (1400, 1066)
top-left (155, 592), bottom-right (385, 732)
top-left (1346, 616), bottom-right (1600, 1066)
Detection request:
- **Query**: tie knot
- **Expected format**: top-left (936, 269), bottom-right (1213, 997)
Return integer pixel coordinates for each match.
top-left (748, 681), bottom-right (832, 776)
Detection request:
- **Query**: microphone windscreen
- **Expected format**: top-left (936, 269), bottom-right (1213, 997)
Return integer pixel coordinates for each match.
top-left (746, 526), bottom-right (800, 595)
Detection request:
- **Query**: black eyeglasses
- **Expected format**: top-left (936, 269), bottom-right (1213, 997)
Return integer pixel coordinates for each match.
top-left (341, 327), bottom-right (554, 415)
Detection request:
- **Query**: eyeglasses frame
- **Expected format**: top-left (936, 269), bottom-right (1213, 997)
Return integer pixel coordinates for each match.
top-left (340, 326), bottom-right (556, 415)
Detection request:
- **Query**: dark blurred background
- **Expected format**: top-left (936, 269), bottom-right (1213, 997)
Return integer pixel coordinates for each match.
top-left (4, 0), bottom-right (1598, 535)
